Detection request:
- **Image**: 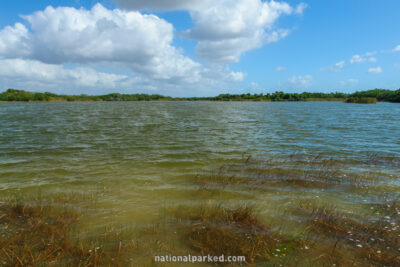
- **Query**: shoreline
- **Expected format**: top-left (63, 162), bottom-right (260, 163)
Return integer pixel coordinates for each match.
top-left (0, 98), bottom-right (348, 103)
top-left (1, 88), bottom-right (399, 103)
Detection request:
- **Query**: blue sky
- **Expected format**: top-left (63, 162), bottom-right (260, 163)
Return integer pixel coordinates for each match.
top-left (0, 0), bottom-right (399, 96)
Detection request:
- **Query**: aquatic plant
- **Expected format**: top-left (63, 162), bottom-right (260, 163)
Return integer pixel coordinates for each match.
top-left (194, 155), bottom-right (366, 190)
top-left (0, 195), bottom-right (144, 266)
top-left (303, 206), bottom-right (400, 266)
top-left (171, 205), bottom-right (302, 265)
top-left (0, 152), bottom-right (398, 266)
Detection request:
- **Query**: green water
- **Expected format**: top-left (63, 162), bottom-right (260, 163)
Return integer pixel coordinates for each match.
top-left (0, 101), bottom-right (399, 265)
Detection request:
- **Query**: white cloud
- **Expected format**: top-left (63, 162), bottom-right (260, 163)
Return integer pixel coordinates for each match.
top-left (0, 23), bottom-right (31, 58)
top-left (182, 0), bottom-right (305, 63)
top-left (276, 66), bottom-right (287, 71)
top-left (350, 52), bottom-right (377, 64)
top-left (8, 4), bottom-right (202, 81)
top-left (0, 58), bottom-right (245, 96)
top-left (116, 0), bottom-right (307, 63)
top-left (288, 74), bottom-right (313, 87)
top-left (0, 4), bottom-right (247, 95)
top-left (393, 45), bottom-right (400, 52)
top-left (295, 3), bottom-right (308, 14)
top-left (0, 58), bottom-right (129, 90)
top-left (367, 67), bottom-right (382, 74)
top-left (0, 4), bottom-right (217, 86)
top-left (321, 61), bottom-right (345, 72)
top-left (0, 2), bottom-right (305, 95)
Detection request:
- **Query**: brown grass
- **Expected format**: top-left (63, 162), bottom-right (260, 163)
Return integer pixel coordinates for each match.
top-left (0, 196), bottom-right (143, 266)
top-left (194, 155), bottom-right (367, 190)
top-left (172, 205), bottom-right (302, 265)
top-left (306, 206), bottom-right (400, 266)
top-left (1, 153), bottom-right (398, 266)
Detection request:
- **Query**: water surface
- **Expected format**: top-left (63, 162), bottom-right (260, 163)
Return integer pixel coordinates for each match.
top-left (0, 102), bottom-right (399, 264)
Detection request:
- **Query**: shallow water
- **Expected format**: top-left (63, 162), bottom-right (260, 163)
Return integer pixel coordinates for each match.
top-left (0, 101), bottom-right (399, 265)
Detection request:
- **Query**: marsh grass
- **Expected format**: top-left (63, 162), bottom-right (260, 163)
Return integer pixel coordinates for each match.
top-left (305, 206), bottom-right (400, 266)
top-left (0, 195), bottom-right (161, 266)
top-left (1, 153), bottom-right (399, 266)
top-left (194, 155), bottom-right (369, 190)
top-left (0, 196), bottom-right (85, 266)
top-left (364, 152), bottom-right (400, 168)
top-left (189, 154), bottom-right (400, 266)
top-left (169, 205), bottom-right (304, 265)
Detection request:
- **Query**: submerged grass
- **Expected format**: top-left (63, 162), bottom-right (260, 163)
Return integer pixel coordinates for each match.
top-left (171, 205), bottom-right (302, 265)
top-left (1, 153), bottom-right (399, 266)
top-left (194, 154), bottom-right (370, 190)
top-left (0, 195), bottom-right (155, 266)
top-left (306, 206), bottom-right (400, 266)
top-left (0, 196), bottom-right (85, 266)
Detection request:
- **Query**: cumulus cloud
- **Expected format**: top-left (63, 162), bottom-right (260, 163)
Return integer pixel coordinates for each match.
top-left (350, 52), bottom-right (377, 64)
top-left (367, 67), bottom-right (382, 74)
top-left (0, 4), bottom-right (202, 81)
top-left (0, 23), bottom-right (32, 58)
top-left (276, 66), bottom-right (287, 71)
top-left (0, 58), bottom-right (245, 96)
top-left (0, 2), bottom-right (304, 94)
top-left (321, 61), bottom-right (345, 72)
top-left (182, 0), bottom-right (305, 63)
top-left (288, 74), bottom-right (313, 87)
top-left (115, 0), bottom-right (306, 63)
top-left (0, 4), bottom-right (248, 94)
top-left (0, 58), bottom-right (129, 90)
top-left (393, 45), bottom-right (400, 52)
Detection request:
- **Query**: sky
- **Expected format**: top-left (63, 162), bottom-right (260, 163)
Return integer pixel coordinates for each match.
top-left (0, 0), bottom-right (399, 96)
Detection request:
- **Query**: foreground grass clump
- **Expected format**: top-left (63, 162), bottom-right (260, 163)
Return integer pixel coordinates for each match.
top-left (0, 196), bottom-right (85, 266)
top-left (0, 196), bottom-right (142, 266)
top-left (173, 205), bottom-right (300, 264)
top-left (306, 207), bottom-right (400, 266)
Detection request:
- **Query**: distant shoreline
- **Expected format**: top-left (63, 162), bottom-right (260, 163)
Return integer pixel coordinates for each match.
top-left (1, 89), bottom-right (399, 103)
top-left (0, 98), bottom-right (346, 103)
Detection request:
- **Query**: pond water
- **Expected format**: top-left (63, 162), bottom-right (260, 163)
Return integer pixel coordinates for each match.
top-left (0, 101), bottom-right (399, 265)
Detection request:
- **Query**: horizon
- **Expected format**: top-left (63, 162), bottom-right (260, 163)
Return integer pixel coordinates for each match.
top-left (1, 1), bottom-right (400, 97)
top-left (2, 87), bottom-right (399, 98)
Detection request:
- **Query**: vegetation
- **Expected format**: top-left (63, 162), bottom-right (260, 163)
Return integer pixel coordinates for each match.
top-left (1, 153), bottom-right (399, 266)
top-left (0, 89), bottom-right (170, 102)
top-left (1, 88), bottom-right (399, 102)
top-left (308, 206), bottom-right (400, 266)
top-left (0, 195), bottom-right (159, 266)
top-left (194, 155), bottom-right (365, 189)
top-left (189, 155), bottom-right (400, 266)
top-left (346, 97), bottom-right (378, 104)
top-left (172, 205), bottom-right (301, 264)
top-left (350, 88), bottom-right (400, 102)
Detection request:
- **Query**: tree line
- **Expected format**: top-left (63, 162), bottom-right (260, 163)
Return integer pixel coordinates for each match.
top-left (1, 88), bottom-right (399, 102)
